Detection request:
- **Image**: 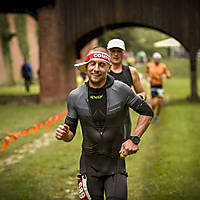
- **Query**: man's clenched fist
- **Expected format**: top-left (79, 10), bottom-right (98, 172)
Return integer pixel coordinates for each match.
top-left (55, 124), bottom-right (69, 140)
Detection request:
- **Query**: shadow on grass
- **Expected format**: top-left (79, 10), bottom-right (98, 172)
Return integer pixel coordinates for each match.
top-left (164, 97), bottom-right (200, 107)
top-left (0, 95), bottom-right (39, 104)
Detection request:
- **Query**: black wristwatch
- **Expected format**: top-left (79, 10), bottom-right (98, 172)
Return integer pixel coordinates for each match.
top-left (128, 136), bottom-right (140, 145)
top-left (137, 94), bottom-right (145, 100)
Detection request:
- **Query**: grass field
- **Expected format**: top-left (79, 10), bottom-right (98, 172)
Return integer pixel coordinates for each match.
top-left (127, 100), bottom-right (200, 200)
top-left (0, 57), bottom-right (200, 199)
top-left (0, 83), bottom-right (39, 96)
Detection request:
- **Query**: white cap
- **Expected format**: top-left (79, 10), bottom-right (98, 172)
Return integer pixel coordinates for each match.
top-left (107, 39), bottom-right (126, 51)
top-left (153, 52), bottom-right (162, 59)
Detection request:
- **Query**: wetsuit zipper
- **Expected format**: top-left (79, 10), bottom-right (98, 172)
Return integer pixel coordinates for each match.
top-left (85, 98), bottom-right (105, 136)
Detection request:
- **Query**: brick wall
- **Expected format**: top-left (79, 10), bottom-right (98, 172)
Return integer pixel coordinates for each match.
top-left (38, 3), bottom-right (76, 102)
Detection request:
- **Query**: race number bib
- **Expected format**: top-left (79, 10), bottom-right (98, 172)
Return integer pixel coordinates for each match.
top-left (78, 175), bottom-right (91, 200)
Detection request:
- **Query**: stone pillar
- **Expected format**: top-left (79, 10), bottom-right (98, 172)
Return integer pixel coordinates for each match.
top-left (188, 50), bottom-right (199, 101)
top-left (38, 4), bottom-right (76, 103)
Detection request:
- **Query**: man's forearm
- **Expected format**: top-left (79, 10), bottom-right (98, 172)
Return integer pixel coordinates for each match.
top-left (131, 115), bottom-right (152, 138)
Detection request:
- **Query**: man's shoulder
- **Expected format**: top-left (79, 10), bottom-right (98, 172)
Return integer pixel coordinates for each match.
top-left (122, 64), bottom-right (129, 69)
top-left (112, 79), bottom-right (131, 92)
top-left (122, 64), bottom-right (134, 81)
top-left (128, 66), bottom-right (138, 75)
top-left (160, 62), bottom-right (167, 68)
top-left (68, 84), bottom-right (86, 98)
top-left (147, 62), bottom-right (154, 67)
top-left (111, 80), bottom-right (135, 100)
top-left (122, 64), bottom-right (134, 72)
top-left (24, 62), bottom-right (31, 66)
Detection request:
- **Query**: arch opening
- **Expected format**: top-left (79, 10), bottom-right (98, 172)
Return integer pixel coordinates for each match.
top-left (76, 24), bottom-right (198, 102)
top-left (75, 22), bottom-right (188, 59)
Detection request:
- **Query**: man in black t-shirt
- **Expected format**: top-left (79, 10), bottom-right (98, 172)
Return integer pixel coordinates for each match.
top-left (107, 39), bottom-right (146, 139)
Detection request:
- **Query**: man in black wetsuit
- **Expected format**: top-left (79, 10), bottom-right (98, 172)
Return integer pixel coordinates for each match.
top-left (107, 39), bottom-right (146, 139)
top-left (55, 47), bottom-right (153, 200)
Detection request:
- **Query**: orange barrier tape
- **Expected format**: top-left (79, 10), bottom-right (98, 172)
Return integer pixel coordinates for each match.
top-left (1, 109), bottom-right (68, 152)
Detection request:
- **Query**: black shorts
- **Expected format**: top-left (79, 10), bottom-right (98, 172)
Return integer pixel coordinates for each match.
top-left (151, 86), bottom-right (163, 98)
top-left (87, 173), bottom-right (127, 200)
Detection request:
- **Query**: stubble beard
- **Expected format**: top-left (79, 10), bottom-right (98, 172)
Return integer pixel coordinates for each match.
top-left (111, 57), bottom-right (122, 66)
top-left (89, 75), bottom-right (106, 87)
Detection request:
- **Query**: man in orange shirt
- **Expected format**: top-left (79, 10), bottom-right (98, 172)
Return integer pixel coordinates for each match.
top-left (145, 52), bottom-right (171, 122)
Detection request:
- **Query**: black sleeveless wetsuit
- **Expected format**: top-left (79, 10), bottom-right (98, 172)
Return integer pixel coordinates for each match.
top-left (108, 65), bottom-right (133, 88)
top-left (65, 75), bottom-right (153, 199)
top-left (108, 65), bottom-right (133, 140)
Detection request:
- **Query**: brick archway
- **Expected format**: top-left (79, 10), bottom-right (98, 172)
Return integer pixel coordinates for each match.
top-left (0, 0), bottom-right (199, 102)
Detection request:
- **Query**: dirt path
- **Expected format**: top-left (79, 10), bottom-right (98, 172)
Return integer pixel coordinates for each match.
top-left (0, 131), bottom-right (55, 172)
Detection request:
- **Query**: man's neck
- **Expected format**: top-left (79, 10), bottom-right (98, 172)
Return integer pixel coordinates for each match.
top-left (110, 63), bottom-right (123, 73)
top-left (89, 77), bottom-right (107, 89)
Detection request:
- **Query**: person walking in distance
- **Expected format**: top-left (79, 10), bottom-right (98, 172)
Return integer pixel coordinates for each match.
top-left (145, 52), bottom-right (171, 123)
top-left (21, 58), bottom-right (33, 92)
top-left (107, 39), bottom-right (146, 139)
top-left (56, 47), bottom-right (153, 200)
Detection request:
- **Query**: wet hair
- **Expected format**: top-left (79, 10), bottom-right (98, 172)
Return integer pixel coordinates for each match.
top-left (86, 46), bottom-right (111, 70)
top-left (90, 46), bottom-right (110, 55)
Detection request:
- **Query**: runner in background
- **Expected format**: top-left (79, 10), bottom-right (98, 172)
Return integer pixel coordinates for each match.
top-left (145, 52), bottom-right (171, 123)
top-left (107, 39), bottom-right (146, 139)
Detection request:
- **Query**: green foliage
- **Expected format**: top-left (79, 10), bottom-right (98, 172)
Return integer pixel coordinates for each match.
top-left (99, 27), bottom-right (171, 57)
top-left (0, 14), bottom-right (12, 62)
top-left (14, 14), bottom-right (30, 61)
top-left (0, 14), bottom-right (14, 84)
